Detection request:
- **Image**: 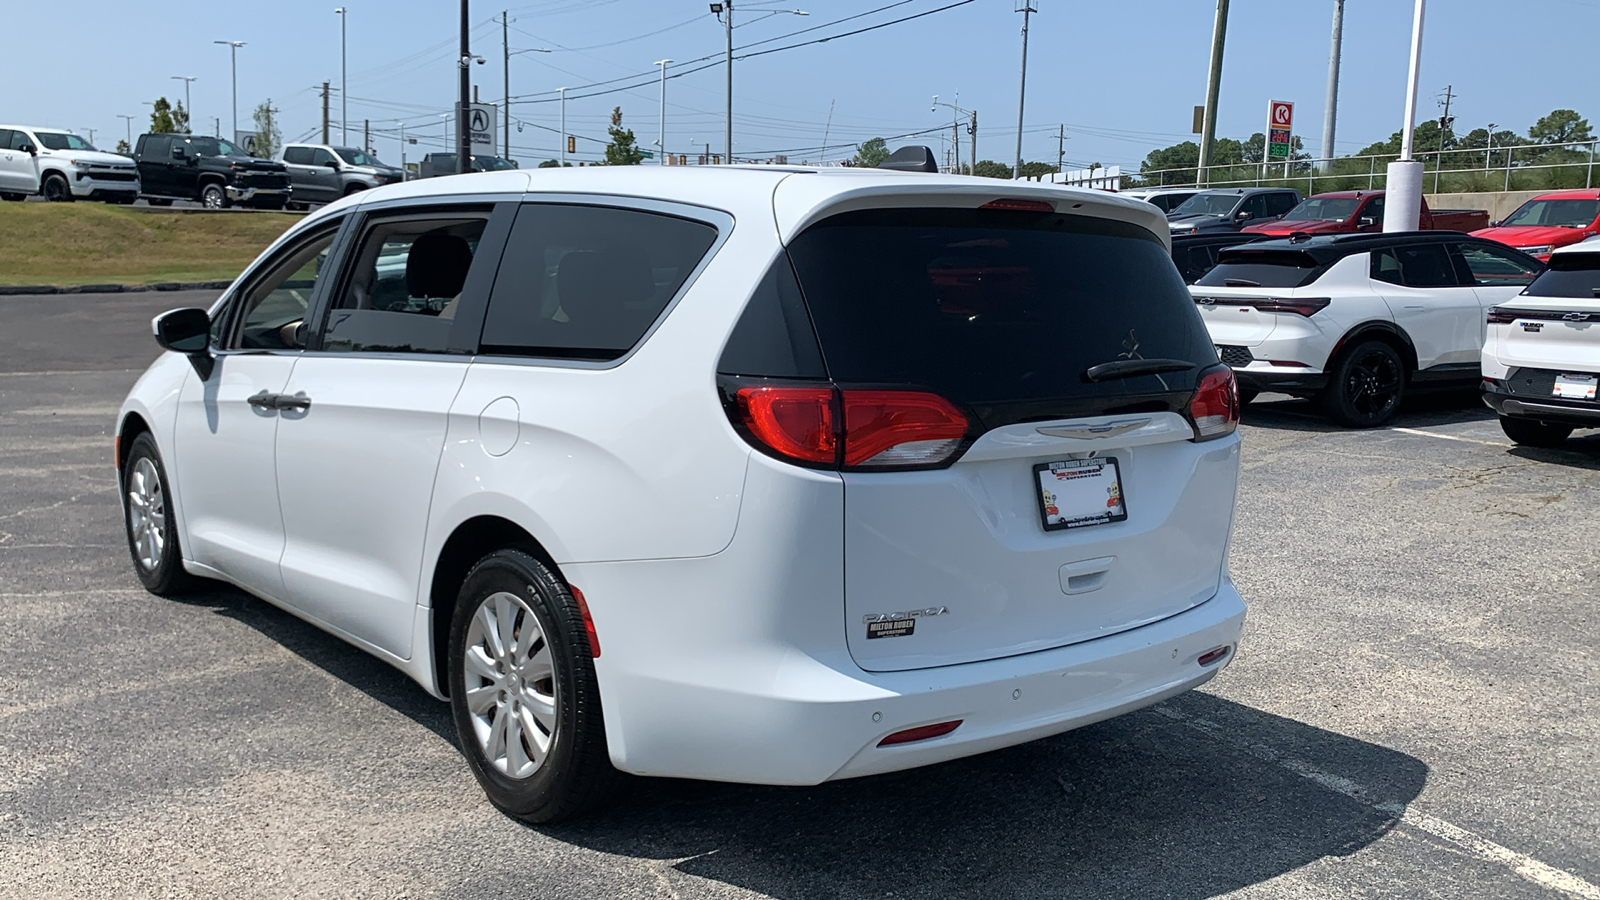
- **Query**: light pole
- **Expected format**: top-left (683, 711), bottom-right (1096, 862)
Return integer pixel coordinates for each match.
top-left (1013, 0), bottom-right (1036, 179)
top-left (170, 76), bottom-right (197, 132)
top-left (559, 86), bottom-right (569, 166)
top-left (213, 41), bottom-right (246, 141)
top-left (1197, 1), bottom-right (1228, 185)
top-left (655, 59), bottom-right (672, 164)
top-left (441, 113), bottom-right (450, 157)
top-left (506, 44), bottom-right (552, 160)
top-left (1486, 123), bottom-right (1496, 171)
top-left (335, 8), bottom-right (347, 144)
top-left (1320, 0), bottom-right (1344, 172)
top-left (1385, 0), bottom-right (1427, 233)
top-left (711, 2), bottom-right (806, 164)
top-left (117, 114), bottom-right (136, 152)
top-left (933, 94), bottom-right (972, 174)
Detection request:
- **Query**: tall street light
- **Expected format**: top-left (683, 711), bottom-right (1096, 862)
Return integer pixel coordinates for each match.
top-left (171, 76), bottom-right (197, 132)
top-left (1385, 0), bottom-right (1427, 232)
top-left (1013, 0), bottom-right (1035, 179)
top-left (457, 0), bottom-right (479, 174)
top-left (507, 44), bottom-right (552, 160)
top-left (933, 94), bottom-right (973, 174)
top-left (558, 87), bottom-right (569, 166)
top-left (711, 2), bottom-right (806, 165)
top-left (335, 8), bottom-right (348, 144)
top-left (117, 114), bottom-right (136, 152)
top-left (213, 41), bottom-right (246, 141)
top-left (655, 59), bottom-right (673, 164)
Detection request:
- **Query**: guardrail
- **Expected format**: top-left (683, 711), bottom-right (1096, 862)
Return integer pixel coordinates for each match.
top-left (1130, 140), bottom-right (1599, 195)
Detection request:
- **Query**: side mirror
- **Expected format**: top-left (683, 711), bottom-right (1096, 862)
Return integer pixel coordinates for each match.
top-left (1235, 211), bottom-right (1252, 221)
top-left (325, 160), bottom-right (340, 170)
top-left (1489, 219), bottom-right (1502, 228)
top-left (170, 146), bottom-right (186, 160)
top-left (21, 143), bottom-right (36, 155)
top-left (1359, 217), bottom-right (1376, 227)
top-left (152, 308), bottom-right (214, 378)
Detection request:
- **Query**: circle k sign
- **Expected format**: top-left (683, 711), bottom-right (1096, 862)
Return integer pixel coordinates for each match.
top-left (1270, 101), bottom-right (1294, 128)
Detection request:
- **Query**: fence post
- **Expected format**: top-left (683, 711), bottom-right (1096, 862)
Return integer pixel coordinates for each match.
top-left (1589, 140), bottom-right (1595, 189)
top-left (1504, 146), bottom-right (1513, 192)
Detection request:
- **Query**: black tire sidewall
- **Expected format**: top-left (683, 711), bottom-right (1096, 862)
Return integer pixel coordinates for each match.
top-left (1323, 340), bottom-right (1406, 427)
top-left (447, 549), bottom-right (611, 823)
top-left (121, 433), bottom-right (191, 594)
top-left (43, 175), bottom-right (71, 202)
top-left (202, 184), bottom-right (227, 209)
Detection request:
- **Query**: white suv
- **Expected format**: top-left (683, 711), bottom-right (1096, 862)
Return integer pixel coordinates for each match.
top-left (117, 166), bottom-right (1246, 822)
top-left (0, 125), bottom-right (140, 203)
top-left (1482, 241), bottom-right (1600, 446)
top-left (1193, 232), bottom-right (1544, 426)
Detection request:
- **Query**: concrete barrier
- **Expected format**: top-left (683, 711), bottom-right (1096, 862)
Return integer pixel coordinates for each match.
top-left (1425, 190), bottom-right (1546, 223)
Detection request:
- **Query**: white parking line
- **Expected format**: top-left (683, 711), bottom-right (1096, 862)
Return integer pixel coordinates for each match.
top-left (1391, 427), bottom-right (1512, 448)
top-left (1153, 704), bottom-right (1600, 899)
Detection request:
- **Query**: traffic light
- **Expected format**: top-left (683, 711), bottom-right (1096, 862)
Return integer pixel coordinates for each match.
top-left (567, 135), bottom-right (575, 154)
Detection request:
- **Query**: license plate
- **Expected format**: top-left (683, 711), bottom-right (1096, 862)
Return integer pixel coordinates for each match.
top-left (1553, 373), bottom-right (1597, 401)
top-left (1034, 458), bottom-right (1127, 531)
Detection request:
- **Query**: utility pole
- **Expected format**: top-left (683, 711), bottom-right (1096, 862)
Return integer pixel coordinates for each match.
top-left (321, 82), bottom-right (331, 144)
top-left (1433, 84), bottom-right (1455, 193)
top-left (171, 76), bottom-right (197, 132)
top-left (212, 117), bottom-right (221, 139)
top-left (1013, 0), bottom-right (1035, 179)
top-left (1056, 123), bottom-right (1065, 176)
top-left (117, 114), bottom-right (136, 151)
top-left (335, 8), bottom-right (347, 143)
top-left (723, 0), bottom-right (734, 163)
top-left (502, 12), bottom-right (510, 159)
top-left (1386, 0), bottom-right (1427, 232)
top-left (969, 110), bottom-right (977, 174)
top-left (1319, 0), bottom-right (1344, 171)
top-left (213, 41), bottom-right (246, 141)
top-left (364, 118), bottom-right (370, 153)
top-left (559, 87), bottom-right (568, 165)
top-left (83, 128), bottom-right (96, 145)
top-left (400, 121), bottom-right (408, 178)
top-left (458, 0), bottom-right (472, 174)
top-left (656, 59), bottom-right (672, 164)
top-left (1196, 0), bottom-right (1228, 185)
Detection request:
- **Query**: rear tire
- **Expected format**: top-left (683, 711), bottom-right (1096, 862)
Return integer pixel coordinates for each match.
top-left (1319, 340), bottom-right (1406, 427)
top-left (448, 549), bottom-right (618, 824)
top-left (1499, 416), bottom-right (1572, 448)
top-left (42, 173), bottom-right (73, 202)
top-left (121, 432), bottom-right (200, 596)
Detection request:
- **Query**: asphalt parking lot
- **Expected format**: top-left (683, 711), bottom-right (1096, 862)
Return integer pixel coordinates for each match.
top-left (1, 290), bottom-right (1597, 899)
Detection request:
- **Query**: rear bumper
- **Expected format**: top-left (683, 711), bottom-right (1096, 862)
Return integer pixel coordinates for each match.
top-left (1483, 387), bottom-right (1600, 428)
top-left (1233, 365), bottom-right (1327, 395)
top-left (587, 577), bottom-right (1246, 785)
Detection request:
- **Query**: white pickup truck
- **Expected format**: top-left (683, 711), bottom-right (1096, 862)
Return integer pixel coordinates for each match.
top-left (0, 125), bottom-right (140, 203)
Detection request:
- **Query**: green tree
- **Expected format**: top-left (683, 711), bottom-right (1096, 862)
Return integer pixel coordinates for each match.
top-left (970, 160), bottom-right (1012, 179)
top-left (1529, 109), bottom-right (1592, 145)
top-left (538, 159), bottom-right (572, 168)
top-left (173, 100), bottom-right (191, 135)
top-left (251, 99), bottom-right (281, 159)
top-left (115, 139), bottom-right (131, 155)
top-left (602, 107), bottom-right (645, 165)
top-left (1016, 161), bottom-right (1059, 180)
top-left (148, 97), bottom-right (178, 134)
top-left (852, 137), bottom-right (890, 168)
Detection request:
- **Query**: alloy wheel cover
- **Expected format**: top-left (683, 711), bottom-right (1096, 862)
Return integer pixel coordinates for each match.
top-left (462, 591), bottom-right (559, 780)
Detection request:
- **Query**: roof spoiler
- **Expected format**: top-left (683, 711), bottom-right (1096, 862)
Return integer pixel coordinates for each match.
top-left (877, 145), bottom-right (938, 173)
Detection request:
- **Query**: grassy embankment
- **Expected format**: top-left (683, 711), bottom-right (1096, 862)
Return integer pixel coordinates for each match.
top-left (0, 203), bottom-right (300, 286)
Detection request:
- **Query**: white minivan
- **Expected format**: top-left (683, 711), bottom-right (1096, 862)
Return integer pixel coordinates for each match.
top-left (117, 165), bottom-right (1246, 822)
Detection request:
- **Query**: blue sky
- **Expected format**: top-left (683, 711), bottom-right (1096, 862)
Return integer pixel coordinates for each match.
top-left (10, 0), bottom-right (1597, 170)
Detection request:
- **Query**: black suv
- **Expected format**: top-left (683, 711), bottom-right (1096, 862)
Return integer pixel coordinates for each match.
top-left (1167, 187), bottom-right (1301, 235)
top-left (133, 133), bottom-right (293, 209)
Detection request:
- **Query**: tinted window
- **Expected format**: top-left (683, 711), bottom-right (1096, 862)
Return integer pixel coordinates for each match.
top-left (1365, 195), bottom-right (1385, 225)
top-left (1265, 192), bottom-right (1299, 217)
top-left (8, 130), bottom-right (32, 151)
top-left (1285, 197), bottom-right (1360, 221)
top-left (225, 226), bottom-right (341, 350)
top-left (480, 204), bottom-right (718, 361)
top-left (1371, 244), bottom-right (1461, 288)
top-left (282, 147), bottom-right (312, 165)
top-left (319, 215), bottom-right (489, 354)
top-left (0, 130), bottom-right (13, 150)
top-left (1457, 243), bottom-right (1541, 286)
top-left (718, 256), bottom-right (825, 378)
top-left (784, 208), bottom-right (1215, 414)
top-left (1502, 198), bottom-right (1600, 228)
top-left (1524, 252), bottom-right (1600, 298)
top-left (1240, 195), bottom-right (1271, 220)
top-left (36, 133), bottom-right (94, 151)
top-left (1171, 193), bottom-right (1240, 217)
top-left (1197, 250), bottom-right (1327, 288)
top-left (311, 148), bottom-right (338, 167)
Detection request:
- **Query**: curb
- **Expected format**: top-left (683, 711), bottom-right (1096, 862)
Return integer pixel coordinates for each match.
top-left (0, 280), bottom-right (233, 297)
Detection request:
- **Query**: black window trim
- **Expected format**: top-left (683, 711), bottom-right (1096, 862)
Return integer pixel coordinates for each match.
top-left (301, 200), bottom-right (516, 360)
top-left (1369, 240), bottom-right (1472, 289)
top-left (468, 193), bottom-right (735, 371)
top-left (1454, 238), bottom-right (1545, 285)
top-left (210, 213), bottom-right (356, 355)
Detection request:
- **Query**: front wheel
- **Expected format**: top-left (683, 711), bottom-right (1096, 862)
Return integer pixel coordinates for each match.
top-left (200, 183), bottom-right (228, 209)
top-left (121, 433), bottom-right (199, 595)
top-left (448, 549), bottom-right (618, 824)
top-left (1319, 340), bottom-right (1406, 427)
top-left (42, 173), bottom-right (73, 202)
top-left (1499, 416), bottom-right (1572, 448)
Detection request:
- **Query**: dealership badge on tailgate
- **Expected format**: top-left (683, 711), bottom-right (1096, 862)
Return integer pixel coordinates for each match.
top-left (863, 607), bottom-right (949, 639)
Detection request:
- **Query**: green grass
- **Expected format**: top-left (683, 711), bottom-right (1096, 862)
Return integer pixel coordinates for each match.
top-left (0, 203), bottom-right (301, 286)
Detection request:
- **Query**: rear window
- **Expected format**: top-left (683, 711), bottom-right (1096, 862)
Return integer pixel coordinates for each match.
top-left (1197, 250), bottom-right (1327, 288)
top-left (1524, 251), bottom-right (1600, 298)
top-left (780, 207), bottom-right (1215, 414)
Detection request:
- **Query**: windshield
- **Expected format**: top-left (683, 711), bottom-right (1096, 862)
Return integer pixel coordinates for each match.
top-left (1501, 198), bottom-right (1600, 229)
top-left (1170, 193), bottom-right (1242, 217)
top-left (472, 156), bottom-right (518, 171)
top-left (335, 147), bottom-right (384, 167)
top-left (1523, 253), bottom-right (1600, 298)
top-left (1283, 197), bottom-right (1361, 222)
top-left (190, 137), bottom-right (248, 157)
top-left (36, 132), bottom-right (97, 152)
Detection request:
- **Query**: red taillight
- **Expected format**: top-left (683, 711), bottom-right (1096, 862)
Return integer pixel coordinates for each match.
top-left (878, 720), bottom-right (963, 746)
top-left (1189, 367), bottom-right (1239, 441)
top-left (1486, 307), bottom-right (1518, 324)
top-left (1251, 297), bottom-right (1330, 317)
top-left (736, 386), bottom-right (837, 464)
top-left (841, 391), bottom-right (969, 467)
top-left (568, 585), bottom-right (600, 658)
top-left (981, 198), bottom-right (1054, 212)
top-left (734, 385), bottom-right (970, 469)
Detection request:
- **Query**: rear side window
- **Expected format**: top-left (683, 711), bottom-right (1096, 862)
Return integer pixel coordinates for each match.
top-left (717, 255), bottom-right (825, 378)
top-left (283, 146), bottom-right (312, 165)
top-left (142, 135), bottom-right (168, 157)
top-left (783, 207), bottom-right (1215, 413)
top-left (480, 204), bottom-right (718, 361)
top-left (1371, 244), bottom-right (1461, 288)
top-left (1457, 243), bottom-right (1541, 287)
top-left (1198, 250), bottom-right (1327, 288)
top-left (1265, 192), bottom-right (1298, 217)
top-left (1524, 252), bottom-right (1600, 298)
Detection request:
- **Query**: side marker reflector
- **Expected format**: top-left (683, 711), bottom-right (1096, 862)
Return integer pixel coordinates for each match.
top-left (878, 720), bottom-right (963, 746)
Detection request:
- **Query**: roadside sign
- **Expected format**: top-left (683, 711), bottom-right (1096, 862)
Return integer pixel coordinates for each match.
top-left (1192, 105), bottom-right (1204, 134)
top-left (1266, 100), bottom-right (1294, 161)
top-left (468, 103), bottom-right (496, 156)
top-left (234, 130), bottom-right (260, 156)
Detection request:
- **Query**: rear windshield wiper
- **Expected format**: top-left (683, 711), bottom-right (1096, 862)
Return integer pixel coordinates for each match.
top-left (1223, 278), bottom-right (1261, 287)
top-left (1084, 358), bottom-right (1197, 382)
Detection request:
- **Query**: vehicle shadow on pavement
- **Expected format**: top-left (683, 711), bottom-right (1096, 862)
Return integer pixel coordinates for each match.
top-left (1241, 389), bottom-right (1494, 433)
top-left (1509, 433), bottom-right (1600, 469)
top-left (542, 691), bottom-right (1428, 900)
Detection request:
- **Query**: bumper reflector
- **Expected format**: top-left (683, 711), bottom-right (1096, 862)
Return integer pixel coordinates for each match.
top-left (878, 720), bottom-right (963, 746)
top-left (1197, 645), bottom-right (1231, 667)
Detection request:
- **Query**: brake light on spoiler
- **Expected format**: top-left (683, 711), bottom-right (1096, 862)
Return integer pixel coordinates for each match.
top-left (730, 384), bottom-right (971, 470)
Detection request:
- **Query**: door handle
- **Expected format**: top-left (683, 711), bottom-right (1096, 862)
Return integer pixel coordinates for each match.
top-left (274, 391), bottom-right (312, 411)
top-left (246, 390), bottom-right (279, 409)
top-left (1060, 556), bottom-right (1116, 595)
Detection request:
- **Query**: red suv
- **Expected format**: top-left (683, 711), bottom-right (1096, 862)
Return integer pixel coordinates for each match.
top-left (1473, 190), bottom-right (1600, 261)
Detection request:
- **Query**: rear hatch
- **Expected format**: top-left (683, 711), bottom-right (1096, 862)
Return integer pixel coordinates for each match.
top-left (1191, 248), bottom-right (1334, 349)
top-left (1493, 252), bottom-right (1600, 377)
top-left (768, 206), bottom-right (1238, 672)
